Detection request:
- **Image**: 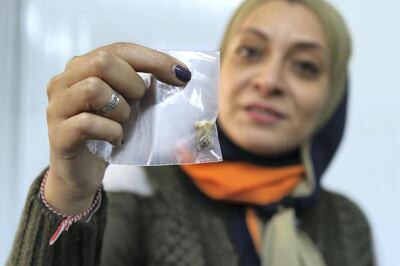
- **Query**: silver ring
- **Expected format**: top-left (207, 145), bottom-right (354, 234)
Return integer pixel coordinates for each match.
top-left (100, 90), bottom-right (120, 115)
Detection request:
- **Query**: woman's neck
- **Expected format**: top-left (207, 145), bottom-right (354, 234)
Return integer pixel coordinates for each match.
top-left (217, 122), bottom-right (301, 167)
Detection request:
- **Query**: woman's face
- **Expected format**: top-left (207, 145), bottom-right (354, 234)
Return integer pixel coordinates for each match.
top-left (219, 0), bottom-right (330, 156)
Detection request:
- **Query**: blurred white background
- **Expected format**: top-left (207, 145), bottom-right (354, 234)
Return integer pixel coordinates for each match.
top-left (0, 0), bottom-right (399, 265)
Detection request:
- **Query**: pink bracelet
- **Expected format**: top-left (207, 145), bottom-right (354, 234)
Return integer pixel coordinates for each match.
top-left (39, 169), bottom-right (102, 245)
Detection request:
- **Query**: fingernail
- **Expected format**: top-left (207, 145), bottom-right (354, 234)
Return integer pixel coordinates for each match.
top-left (174, 64), bottom-right (192, 83)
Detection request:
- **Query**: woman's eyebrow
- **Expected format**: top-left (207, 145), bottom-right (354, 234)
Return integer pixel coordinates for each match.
top-left (291, 42), bottom-right (329, 58)
top-left (238, 27), bottom-right (270, 41)
top-left (239, 27), bottom-right (329, 57)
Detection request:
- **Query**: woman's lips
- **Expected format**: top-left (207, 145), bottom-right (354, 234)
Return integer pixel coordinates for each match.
top-left (244, 103), bottom-right (285, 125)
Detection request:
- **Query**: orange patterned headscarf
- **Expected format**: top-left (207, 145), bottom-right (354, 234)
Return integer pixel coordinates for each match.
top-left (181, 162), bottom-right (304, 205)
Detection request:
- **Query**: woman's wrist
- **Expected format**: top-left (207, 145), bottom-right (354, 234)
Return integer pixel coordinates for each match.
top-left (40, 169), bottom-right (102, 245)
top-left (44, 169), bottom-right (99, 215)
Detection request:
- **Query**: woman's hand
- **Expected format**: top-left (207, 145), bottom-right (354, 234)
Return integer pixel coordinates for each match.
top-left (45, 42), bottom-right (191, 215)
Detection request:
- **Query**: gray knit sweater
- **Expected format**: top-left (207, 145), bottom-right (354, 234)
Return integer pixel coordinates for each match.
top-left (7, 166), bottom-right (375, 266)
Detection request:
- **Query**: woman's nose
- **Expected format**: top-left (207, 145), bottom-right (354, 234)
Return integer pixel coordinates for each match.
top-left (252, 60), bottom-right (285, 97)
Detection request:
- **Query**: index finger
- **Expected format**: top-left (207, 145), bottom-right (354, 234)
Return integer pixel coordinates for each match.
top-left (101, 42), bottom-right (192, 86)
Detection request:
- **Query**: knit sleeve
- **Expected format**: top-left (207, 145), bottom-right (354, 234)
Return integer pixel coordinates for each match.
top-left (330, 192), bottom-right (376, 266)
top-left (6, 169), bottom-right (108, 266)
top-left (300, 189), bottom-right (376, 266)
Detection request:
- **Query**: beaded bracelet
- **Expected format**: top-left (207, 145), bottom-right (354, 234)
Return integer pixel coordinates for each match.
top-left (39, 169), bottom-right (102, 245)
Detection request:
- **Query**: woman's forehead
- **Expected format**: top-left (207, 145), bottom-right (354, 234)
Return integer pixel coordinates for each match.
top-left (240, 1), bottom-right (327, 48)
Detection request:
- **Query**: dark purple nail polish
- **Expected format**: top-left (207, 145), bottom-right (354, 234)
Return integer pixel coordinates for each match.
top-left (174, 65), bottom-right (192, 83)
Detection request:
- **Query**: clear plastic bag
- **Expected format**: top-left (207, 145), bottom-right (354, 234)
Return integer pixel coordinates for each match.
top-left (86, 51), bottom-right (222, 166)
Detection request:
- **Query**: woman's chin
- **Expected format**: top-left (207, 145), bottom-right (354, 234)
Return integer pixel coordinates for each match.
top-left (230, 132), bottom-right (291, 157)
top-left (220, 118), bottom-right (295, 156)
top-left (244, 142), bottom-right (285, 157)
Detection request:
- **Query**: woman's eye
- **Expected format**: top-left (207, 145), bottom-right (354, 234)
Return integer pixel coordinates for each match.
top-left (293, 60), bottom-right (321, 78)
top-left (237, 46), bottom-right (263, 60)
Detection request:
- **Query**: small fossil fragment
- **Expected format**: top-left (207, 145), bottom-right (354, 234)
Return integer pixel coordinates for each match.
top-left (195, 120), bottom-right (215, 151)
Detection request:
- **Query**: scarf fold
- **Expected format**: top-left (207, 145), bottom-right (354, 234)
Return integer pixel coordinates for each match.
top-left (181, 162), bottom-right (327, 266)
top-left (181, 162), bottom-right (303, 205)
top-left (247, 208), bottom-right (327, 266)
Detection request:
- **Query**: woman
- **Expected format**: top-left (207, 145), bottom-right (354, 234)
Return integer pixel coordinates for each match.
top-left (8, 0), bottom-right (375, 265)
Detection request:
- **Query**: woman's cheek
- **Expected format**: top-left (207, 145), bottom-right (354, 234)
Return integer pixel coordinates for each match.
top-left (297, 92), bottom-right (326, 134)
